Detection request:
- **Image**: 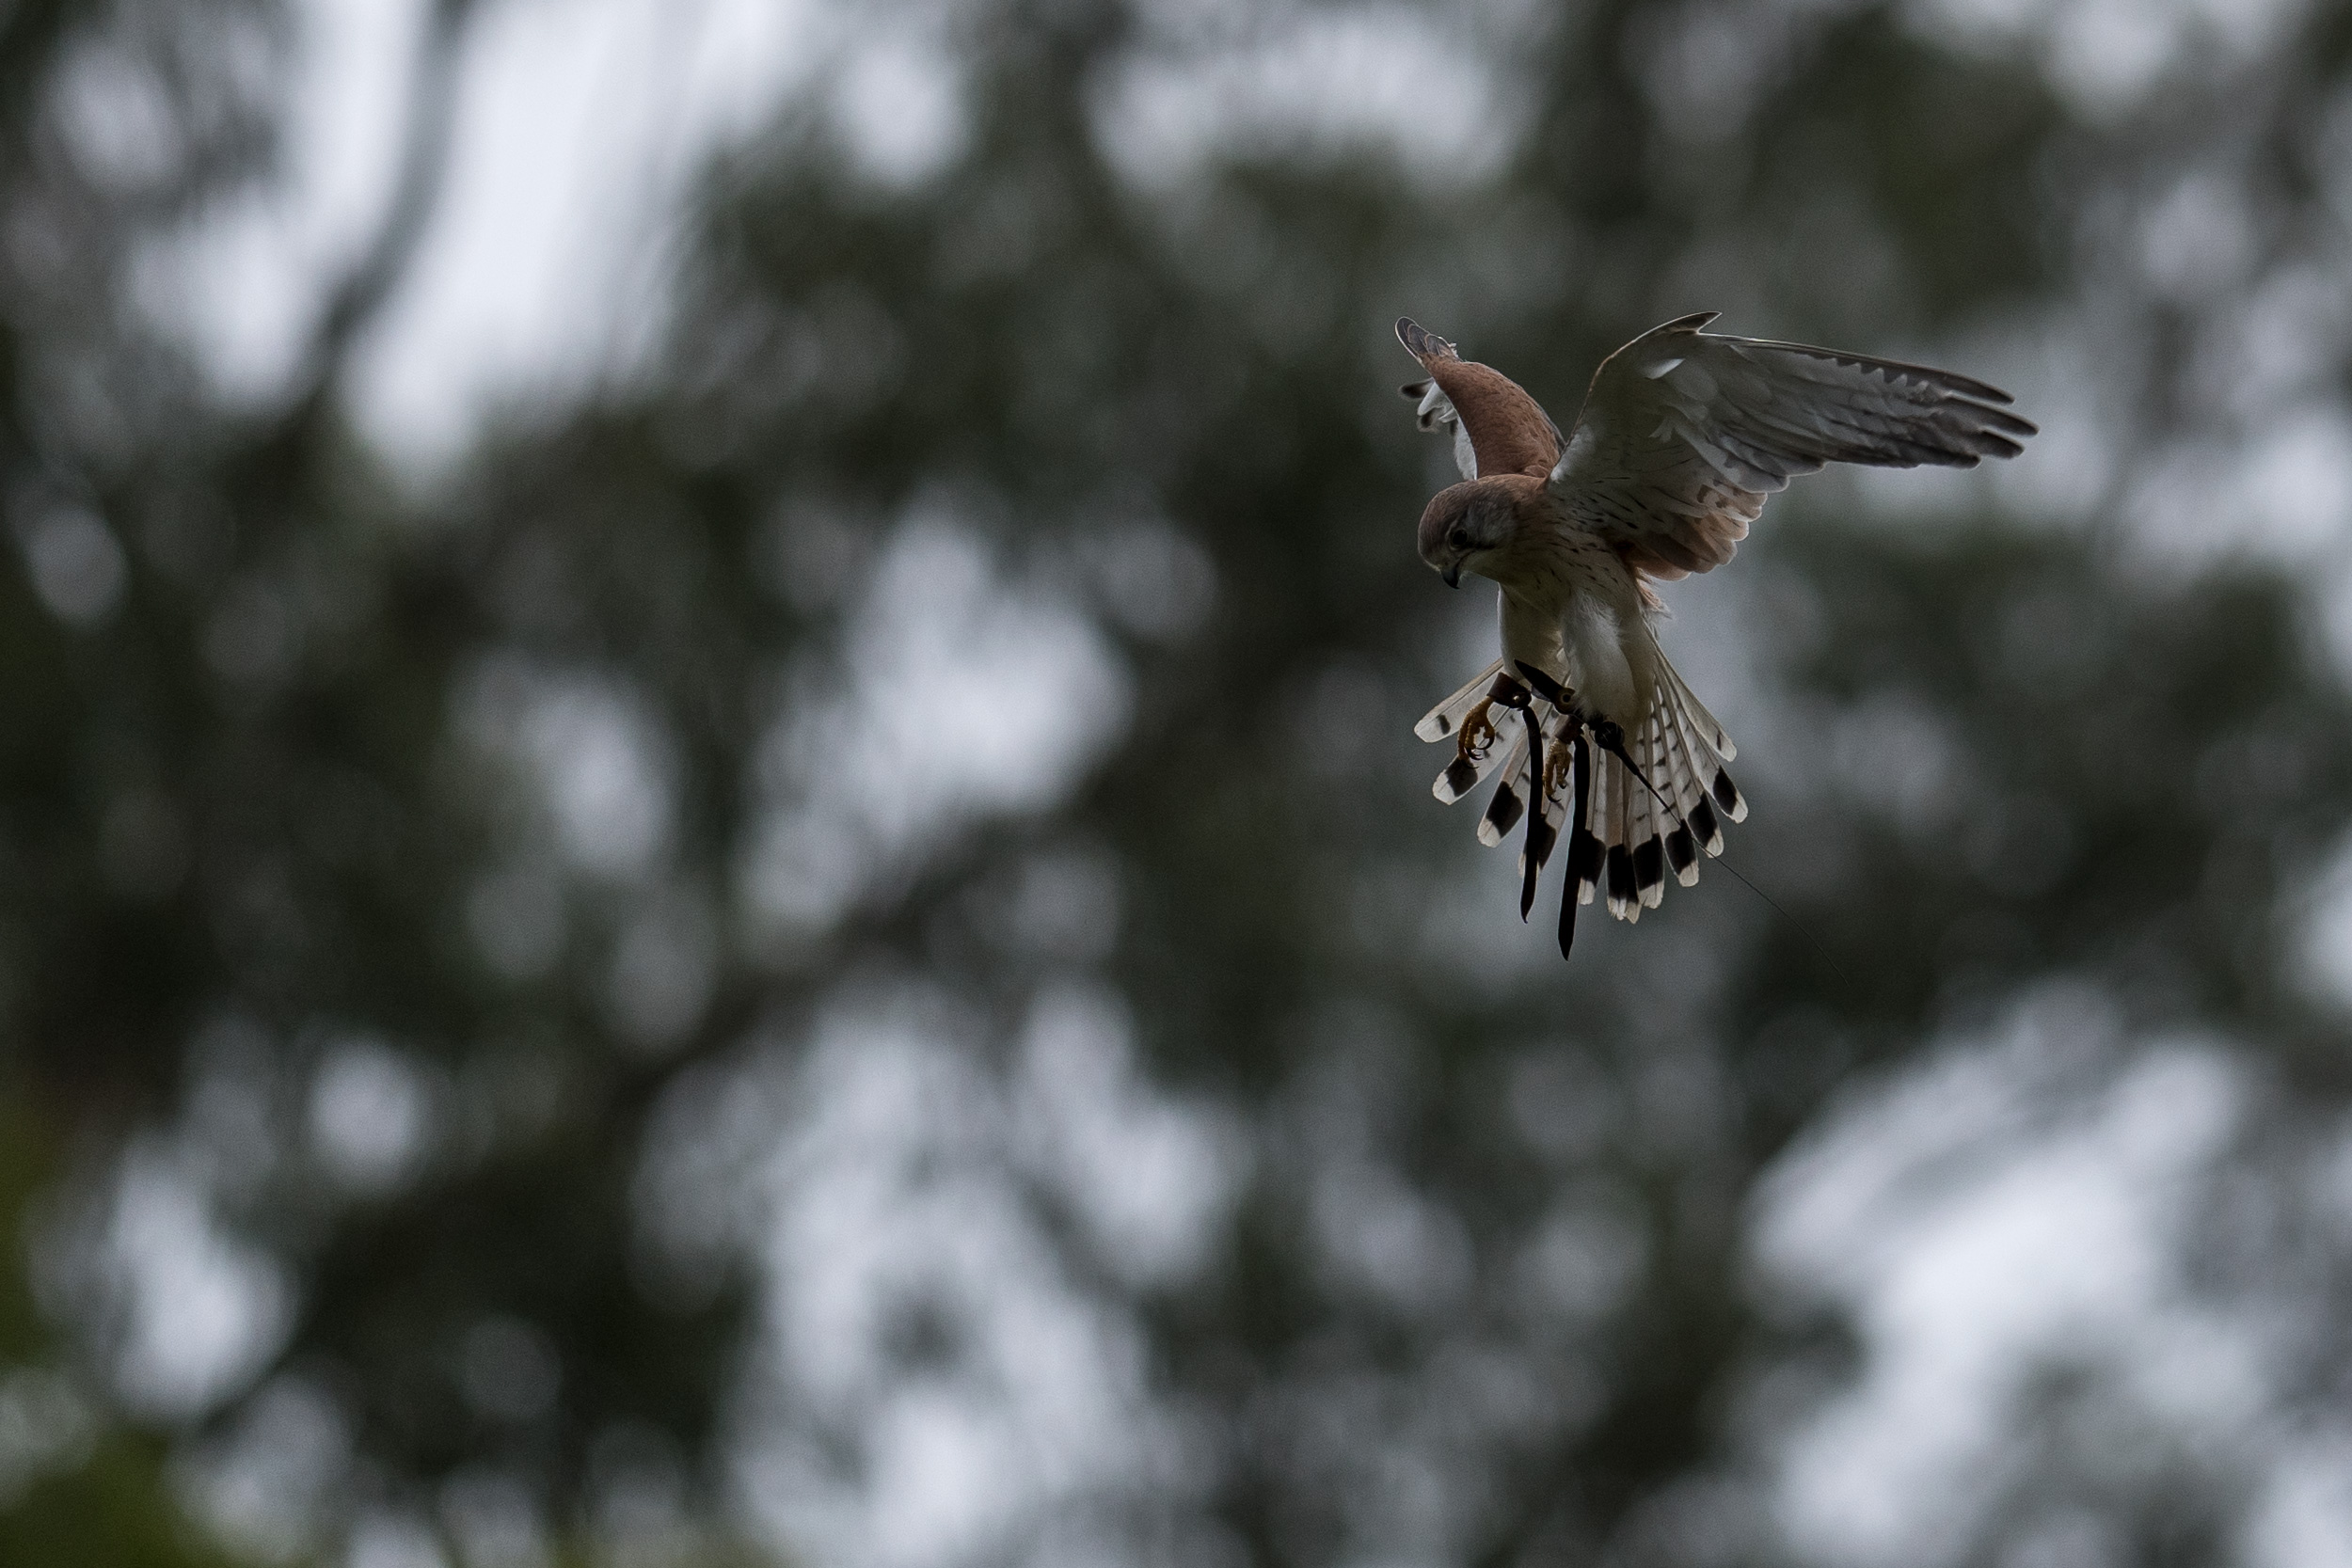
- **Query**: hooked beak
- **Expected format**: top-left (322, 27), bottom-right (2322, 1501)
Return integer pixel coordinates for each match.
top-left (1441, 562), bottom-right (1462, 589)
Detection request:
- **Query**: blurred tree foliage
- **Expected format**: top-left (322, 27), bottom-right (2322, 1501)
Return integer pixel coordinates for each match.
top-left (4, 0), bottom-right (2352, 1564)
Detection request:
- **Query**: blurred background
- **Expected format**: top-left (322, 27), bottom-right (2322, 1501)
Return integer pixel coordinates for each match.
top-left (4, 0), bottom-right (2352, 1564)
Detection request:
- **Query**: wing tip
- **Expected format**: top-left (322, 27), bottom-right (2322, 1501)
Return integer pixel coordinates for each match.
top-left (1742, 340), bottom-right (2038, 425)
top-left (1940, 371), bottom-right (2021, 406)
top-left (1396, 317), bottom-right (1457, 363)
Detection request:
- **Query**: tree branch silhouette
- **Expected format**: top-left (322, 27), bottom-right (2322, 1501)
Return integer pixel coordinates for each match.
top-left (283, 0), bottom-right (481, 426)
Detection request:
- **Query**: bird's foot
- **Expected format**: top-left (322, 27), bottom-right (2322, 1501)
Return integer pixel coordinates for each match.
top-left (1456, 675), bottom-right (1530, 771)
top-left (1543, 737), bottom-right (1576, 800)
top-left (1456, 699), bottom-right (1499, 763)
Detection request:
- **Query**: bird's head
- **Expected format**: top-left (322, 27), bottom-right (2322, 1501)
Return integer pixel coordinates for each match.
top-left (1417, 481), bottom-right (1517, 589)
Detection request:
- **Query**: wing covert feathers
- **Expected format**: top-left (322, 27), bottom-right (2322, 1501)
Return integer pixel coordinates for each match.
top-left (1549, 314), bottom-right (2037, 578)
top-left (1396, 318), bottom-right (1565, 480)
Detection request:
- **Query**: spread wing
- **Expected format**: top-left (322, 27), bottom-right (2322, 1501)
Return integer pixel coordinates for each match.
top-left (1549, 312), bottom-right (2038, 578)
top-left (1397, 317), bottom-right (1564, 481)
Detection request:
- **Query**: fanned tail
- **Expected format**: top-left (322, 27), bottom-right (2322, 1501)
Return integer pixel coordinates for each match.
top-left (1568, 647), bottom-right (1745, 923)
top-left (1417, 647), bottom-right (1746, 928)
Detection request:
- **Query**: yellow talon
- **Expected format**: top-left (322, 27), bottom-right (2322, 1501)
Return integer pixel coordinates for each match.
top-left (1544, 740), bottom-right (1575, 799)
top-left (1457, 699), bottom-right (1498, 763)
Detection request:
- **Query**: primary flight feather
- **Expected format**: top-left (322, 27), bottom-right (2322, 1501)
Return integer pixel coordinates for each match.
top-left (1398, 314), bottom-right (2036, 953)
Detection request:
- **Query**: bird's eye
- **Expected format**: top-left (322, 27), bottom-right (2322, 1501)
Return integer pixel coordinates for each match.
top-left (1448, 528), bottom-right (1470, 550)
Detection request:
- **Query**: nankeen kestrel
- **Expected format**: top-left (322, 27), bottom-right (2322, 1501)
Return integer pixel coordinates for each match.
top-left (1397, 313), bottom-right (2035, 958)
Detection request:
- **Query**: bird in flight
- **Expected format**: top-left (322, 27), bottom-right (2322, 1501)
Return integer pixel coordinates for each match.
top-left (1398, 313), bottom-right (2035, 958)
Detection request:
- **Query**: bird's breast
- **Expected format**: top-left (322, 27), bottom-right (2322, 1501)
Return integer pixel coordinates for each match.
top-left (1497, 525), bottom-right (1632, 610)
top-left (1493, 526), bottom-right (1647, 722)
